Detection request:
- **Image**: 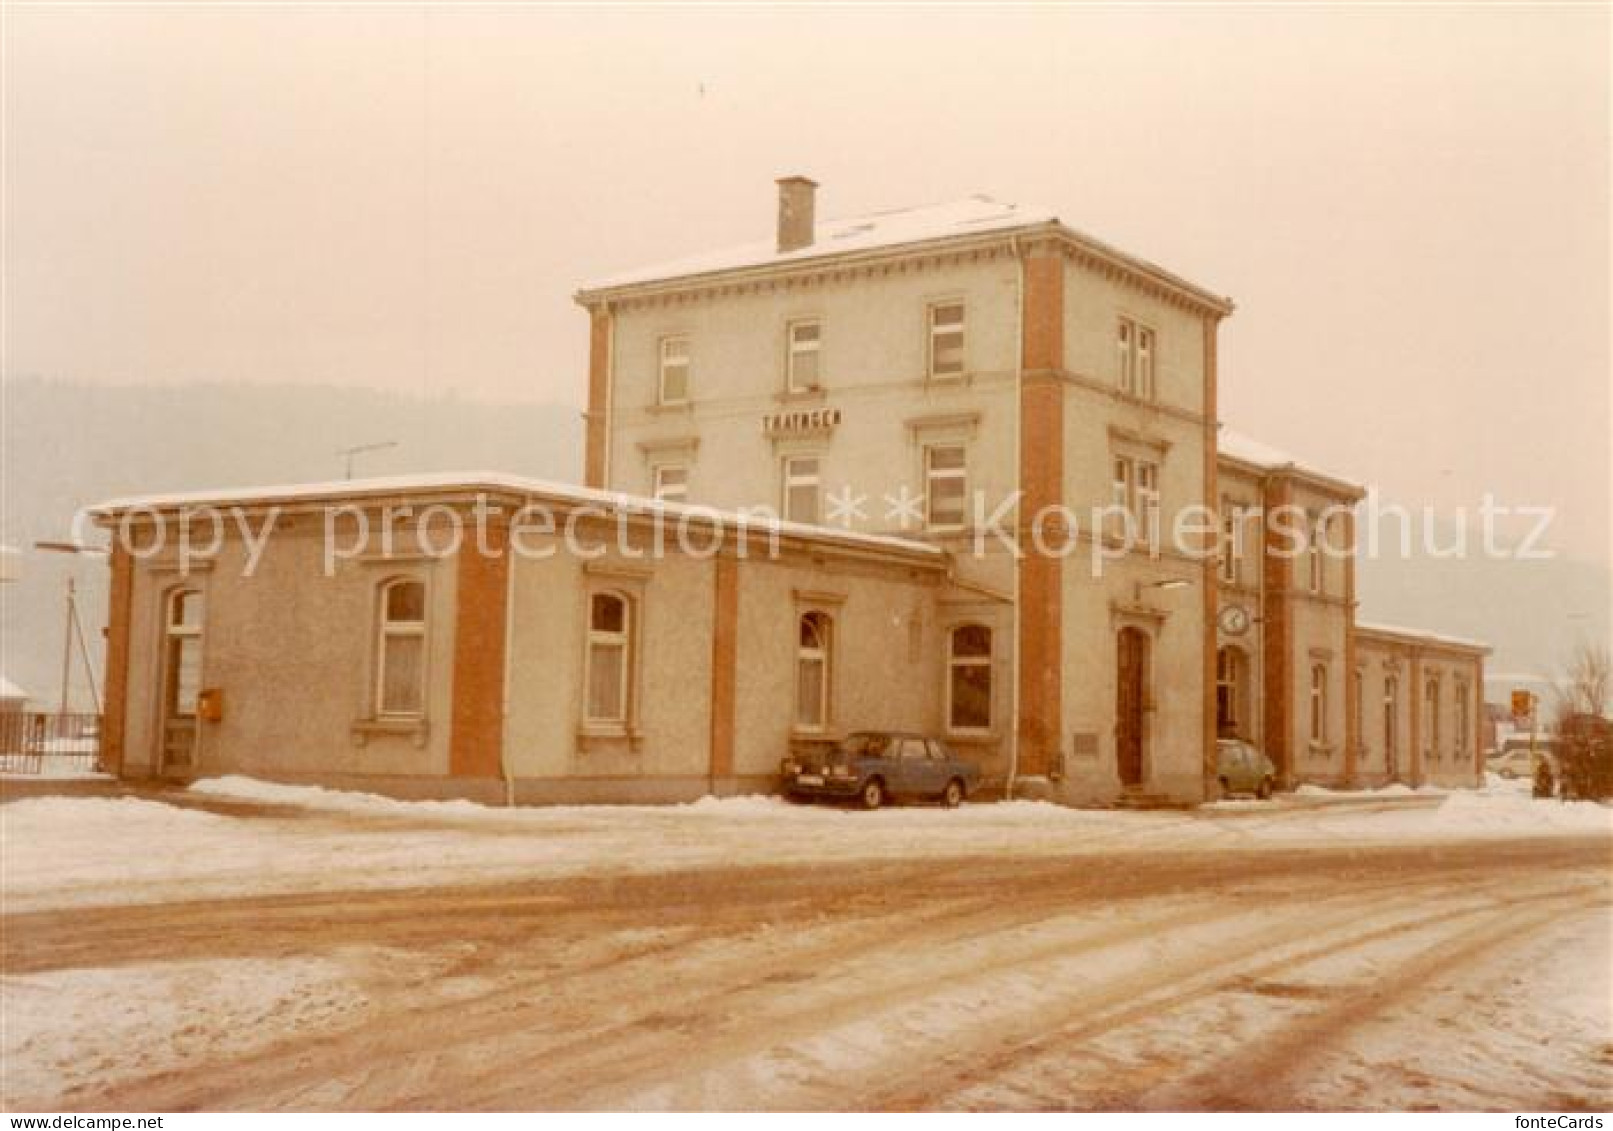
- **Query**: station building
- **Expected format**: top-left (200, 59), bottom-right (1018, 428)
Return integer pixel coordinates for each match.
top-left (92, 179), bottom-right (1488, 803)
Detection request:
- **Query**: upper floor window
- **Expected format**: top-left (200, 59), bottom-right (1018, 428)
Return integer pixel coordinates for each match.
top-left (1310, 662), bottom-right (1329, 745)
top-left (947, 624), bottom-right (993, 732)
top-left (1308, 516), bottom-right (1325, 594)
top-left (782, 455), bottom-right (821, 524)
top-left (786, 319), bottom-right (822, 393)
top-left (1117, 317), bottom-right (1156, 399)
top-left (585, 591), bottom-right (632, 725)
top-left (377, 579), bottom-right (426, 719)
top-left (652, 464), bottom-right (688, 505)
top-left (1136, 460), bottom-right (1160, 549)
top-left (928, 302), bottom-right (965, 379)
top-left (1219, 498), bottom-right (1241, 585)
top-left (925, 444), bottom-right (968, 530)
top-left (1110, 455), bottom-right (1160, 550)
top-left (658, 336), bottom-right (690, 405)
top-left (796, 611), bottom-right (833, 730)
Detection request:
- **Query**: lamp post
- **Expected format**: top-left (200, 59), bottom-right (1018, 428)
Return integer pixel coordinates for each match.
top-left (33, 541), bottom-right (108, 715)
top-left (1133, 577), bottom-right (1192, 603)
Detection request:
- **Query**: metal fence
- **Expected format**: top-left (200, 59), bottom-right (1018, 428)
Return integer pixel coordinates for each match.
top-left (0, 712), bottom-right (103, 775)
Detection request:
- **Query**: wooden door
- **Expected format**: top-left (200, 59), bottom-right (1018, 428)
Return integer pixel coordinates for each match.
top-left (1116, 628), bottom-right (1148, 787)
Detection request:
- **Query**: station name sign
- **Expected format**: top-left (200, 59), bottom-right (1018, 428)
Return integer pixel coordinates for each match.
top-left (762, 406), bottom-right (843, 436)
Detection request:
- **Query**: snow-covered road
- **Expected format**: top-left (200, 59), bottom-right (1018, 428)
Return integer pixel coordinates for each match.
top-left (2, 778), bottom-right (1609, 1111)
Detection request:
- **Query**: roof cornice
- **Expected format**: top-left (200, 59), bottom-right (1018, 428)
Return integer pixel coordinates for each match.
top-left (576, 221), bottom-right (1235, 319)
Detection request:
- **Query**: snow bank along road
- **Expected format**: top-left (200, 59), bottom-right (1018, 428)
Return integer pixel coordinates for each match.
top-left (2, 780), bottom-right (1609, 1111)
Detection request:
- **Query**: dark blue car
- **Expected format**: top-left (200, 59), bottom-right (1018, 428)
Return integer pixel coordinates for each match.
top-left (782, 730), bottom-right (981, 809)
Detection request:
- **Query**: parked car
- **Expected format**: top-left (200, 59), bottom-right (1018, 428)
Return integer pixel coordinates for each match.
top-left (782, 731), bottom-right (981, 809)
top-left (1487, 740), bottom-right (1557, 780)
top-left (1214, 738), bottom-right (1277, 799)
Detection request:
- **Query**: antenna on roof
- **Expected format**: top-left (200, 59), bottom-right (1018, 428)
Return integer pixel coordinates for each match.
top-left (337, 441), bottom-right (399, 480)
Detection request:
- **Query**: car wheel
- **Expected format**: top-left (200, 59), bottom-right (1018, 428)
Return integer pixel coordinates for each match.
top-left (940, 778), bottom-right (964, 808)
top-left (860, 778), bottom-right (885, 810)
top-left (1256, 777), bottom-right (1273, 800)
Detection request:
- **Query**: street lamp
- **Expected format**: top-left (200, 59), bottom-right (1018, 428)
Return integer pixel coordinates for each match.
top-left (1133, 577), bottom-right (1192, 603)
top-left (33, 541), bottom-right (108, 715)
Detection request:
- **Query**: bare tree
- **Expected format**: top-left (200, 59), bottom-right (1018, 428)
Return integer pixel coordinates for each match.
top-left (1554, 640), bottom-right (1611, 722)
top-left (1551, 641), bottom-right (1612, 800)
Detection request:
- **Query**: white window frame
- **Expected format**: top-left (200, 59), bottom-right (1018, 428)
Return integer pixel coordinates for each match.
top-left (1135, 324), bottom-right (1156, 400)
top-left (796, 610), bottom-right (832, 731)
top-left (782, 455), bottom-right (822, 525)
top-left (584, 590), bottom-right (633, 727)
top-left (1136, 460), bottom-right (1161, 552)
top-left (658, 335), bottom-right (690, 406)
top-left (376, 578), bottom-right (427, 720)
top-left (785, 319), bottom-right (822, 394)
top-left (946, 624), bottom-right (993, 733)
top-left (652, 463), bottom-right (688, 504)
top-left (163, 587), bottom-right (206, 720)
top-left (924, 443), bottom-right (968, 531)
top-left (927, 301), bottom-right (966, 380)
top-left (1310, 663), bottom-right (1328, 746)
top-left (1117, 319), bottom-right (1135, 394)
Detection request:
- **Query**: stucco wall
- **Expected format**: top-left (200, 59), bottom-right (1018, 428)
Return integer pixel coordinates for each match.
top-left (119, 517), bottom-right (459, 783)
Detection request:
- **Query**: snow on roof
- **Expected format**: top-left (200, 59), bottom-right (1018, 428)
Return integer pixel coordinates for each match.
top-left (88, 471), bottom-right (944, 562)
top-left (0, 676), bottom-right (30, 702)
top-left (1218, 427), bottom-right (1363, 492)
top-left (579, 194), bottom-right (1231, 311)
top-left (1355, 621), bottom-right (1492, 653)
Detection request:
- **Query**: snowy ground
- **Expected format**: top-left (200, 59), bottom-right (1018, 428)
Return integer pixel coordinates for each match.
top-left (2, 776), bottom-right (1609, 1111)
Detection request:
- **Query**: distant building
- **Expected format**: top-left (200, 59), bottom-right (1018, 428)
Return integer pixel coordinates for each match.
top-left (91, 179), bottom-right (1489, 803)
top-left (0, 676), bottom-right (30, 713)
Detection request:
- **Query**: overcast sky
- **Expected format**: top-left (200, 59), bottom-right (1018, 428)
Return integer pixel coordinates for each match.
top-left (4, 4), bottom-right (1608, 569)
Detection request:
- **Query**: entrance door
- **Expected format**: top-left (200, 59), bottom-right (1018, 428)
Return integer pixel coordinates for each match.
top-left (158, 589), bottom-right (204, 775)
top-left (1116, 628), bottom-right (1148, 787)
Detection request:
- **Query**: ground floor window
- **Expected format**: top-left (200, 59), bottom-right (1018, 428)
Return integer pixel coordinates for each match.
top-left (377, 578), bottom-right (426, 718)
top-left (1216, 646), bottom-right (1246, 736)
top-left (1424, 676), bottom-right (1441, 759)
top-left (796, 610), bottom-right (832, 729)
top-left (586, 591), bottom-right (632, 724)
top-left (947, 624), bottom-right (992, 731)
top-left (1383, 675), bottom-right (1399, 768)
top-left (1309, 663), bottom-right (1328, 745)
top-left (163, 588), bottom-right (205, 719)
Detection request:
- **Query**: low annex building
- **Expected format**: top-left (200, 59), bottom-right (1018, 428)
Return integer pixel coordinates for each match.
top-left (92, 179), bottom-right (1489, 803)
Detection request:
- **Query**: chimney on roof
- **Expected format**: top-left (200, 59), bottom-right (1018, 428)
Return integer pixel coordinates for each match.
top-left (775, 176), bottom-right (818, 253)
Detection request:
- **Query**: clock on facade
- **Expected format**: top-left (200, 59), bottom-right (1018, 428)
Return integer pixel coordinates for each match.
top-left (1218, 604), bottom-right (1252, 637)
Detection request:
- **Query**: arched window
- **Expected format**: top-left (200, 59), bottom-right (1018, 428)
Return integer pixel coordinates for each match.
top-left (163, 588), bottom-right (205, 719)
top-left (1424, 676), bottom-right (1441, 759)
top-left (796, 611), bottom-right (832, 730)
top-left (1309, 663), bottom-right (1328, 745)
top-left (1383, 675), bottom-right (1399, 768)
top-left (947, 624), bottom-right (992, 732)
top-left (1454, 679), bottom-right (1470, 756)
top-left (377, 579), bottom-right (426, 718)
top-left (585, 591), bottom-right (631, 724)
